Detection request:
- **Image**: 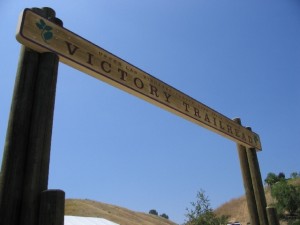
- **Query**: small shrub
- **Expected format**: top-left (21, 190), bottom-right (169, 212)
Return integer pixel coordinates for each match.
top-left (160, 213), bottom-right (169, 219)
top-left (149, 209), bottom-right (158, 216)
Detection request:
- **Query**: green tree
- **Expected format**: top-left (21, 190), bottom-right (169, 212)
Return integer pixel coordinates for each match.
top-left (160, 213), bottom-right (169, 219)
top-left (278, 172), bottom-right (286, 180)
top-left (290, 172), bottom-right (300, 179)
top-left (271, 180), bottom-right (300, 216)
top-left (265, 172), bottom-right (279, 186)
top-left (149, 209), bottom-right (158, 216)
top-left (185, 189), bottom-right (229, 225)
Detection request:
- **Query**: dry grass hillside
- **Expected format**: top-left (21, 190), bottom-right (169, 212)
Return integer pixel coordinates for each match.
top-left (214, 187), bottom-right (275, 224)
top-left (65, 179), bottom-right (299, 225)
top-left (215, 178), bottom-right (300, 225)
top-left (215, 195), bottom-right (250, 224)
top-left (65, 199), bottom-right (178, 225)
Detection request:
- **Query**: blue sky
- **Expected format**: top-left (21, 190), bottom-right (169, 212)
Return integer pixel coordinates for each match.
top-left (0, 1), bottom-right (299, 224)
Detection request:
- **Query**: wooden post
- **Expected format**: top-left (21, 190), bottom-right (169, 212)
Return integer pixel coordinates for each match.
top-left (234, 118), bottom-right (260, 225)
top-left (0, 46), bottom-right (40, 225)
top-left (0, 7), bottom-right (62, 225)
top-left (38, 190), bottom-right (65, 225)
top-left (246, 127), bottom-right (269, 225)
top-left (19, 50), bottom-right (60, 225)
top-left (266, 207), bottom-right (280, 225)
top-left (19, 8), bottom-right (62, 225)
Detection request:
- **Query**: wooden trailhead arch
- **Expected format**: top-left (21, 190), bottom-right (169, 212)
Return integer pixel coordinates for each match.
top-left (16, 8), bottom-right (261, 150)
top-left (0, 7), bottom-right (279, 225)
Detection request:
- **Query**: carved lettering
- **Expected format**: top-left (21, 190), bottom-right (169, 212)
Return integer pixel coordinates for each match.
top-left (134, 78), bottom-right (144, 89)
top-left (227, 125), bottom-right (233, 134)
top-left (150, 85), bottom-right (159, 97)
top-left (86, 52), bottom-right (93, 65)
top-left (194, 107), bottom-right (201, 118)
top-left (65, 41), bottom-right (79, 55)
top-left (118, 68), bottom-right (128, 81)
top-left (219, 120), bottom-right (225, 130)
top-left (101, 61), bottom-right (111, 73)
top-left (242, 132), bottom-right (246, 141)
top-left (183, 102), bottom-right (190, 112)
top-left (248, 136), bottom-right (253, 143)
top-left (213, 117), bottom-right (217, 126)
top-left (205, 113), bottom-right (210, 123)
top-left (163, 92), bottom-right (171, 103)
top-left (235, 129), bottom-right (240, 138)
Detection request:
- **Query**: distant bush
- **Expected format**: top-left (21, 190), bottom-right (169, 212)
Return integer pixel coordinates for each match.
top-left (149, 209), bottom-right (169, 220)
top-left (160, 213), bottom-right (169, 219)
top-left (265, 172), bottom-right (286, 186)
top-left (291, 172), bottom-right (300, 179)
top-left (149, 209), bottom-right (158, 216)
